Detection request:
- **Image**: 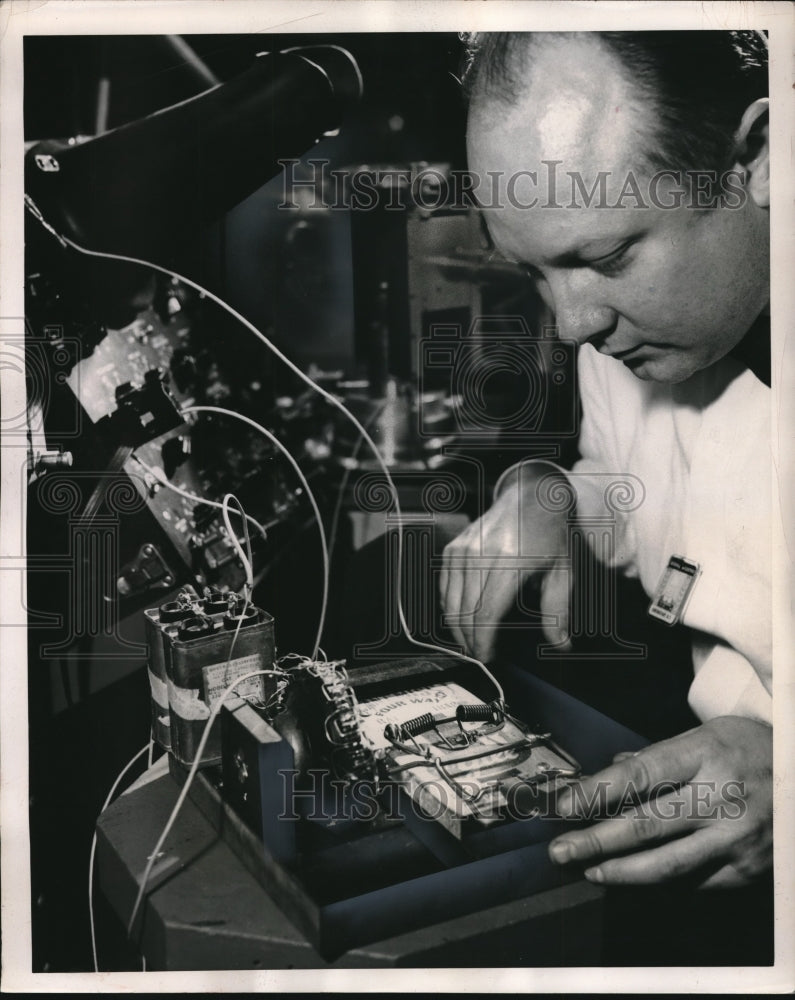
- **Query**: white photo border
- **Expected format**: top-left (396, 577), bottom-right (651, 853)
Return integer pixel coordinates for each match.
top-left (1, 1), bottom-right (793, 993)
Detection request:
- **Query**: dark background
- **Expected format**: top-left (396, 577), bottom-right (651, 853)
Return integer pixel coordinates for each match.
top-left (23, 31), bottom-right (772, 973)
top-left (24, 33), bottom-right (469, 372)
top-left (23, 31), bottom-right (473, 973)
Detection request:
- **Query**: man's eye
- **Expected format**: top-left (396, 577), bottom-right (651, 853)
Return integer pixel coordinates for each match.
top-left (587, 240), bottom-right (635, 277)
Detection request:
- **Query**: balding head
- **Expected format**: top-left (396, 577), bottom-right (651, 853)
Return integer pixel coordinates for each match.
top-left (462, 30), bottom-right (770, 384)
top-left (467, 34), bottom-right (652, 199)
top-left (463, 31), bottom-right (768, 176)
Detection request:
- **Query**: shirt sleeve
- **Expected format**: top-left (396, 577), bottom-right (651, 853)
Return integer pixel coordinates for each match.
top-left (566, 345), bottom-right (640, 573)
top-left (688, 634), bottom-right (772, 726)
top-left (493, 346), bottom-right (640, 572)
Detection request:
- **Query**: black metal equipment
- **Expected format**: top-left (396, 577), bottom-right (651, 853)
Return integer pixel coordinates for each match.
top-left (23, 35), bottom-right (595, 974)
top-left (25, 46), bottom-right (362, 260)
top-left (24, 45), bottom-right (364, 615)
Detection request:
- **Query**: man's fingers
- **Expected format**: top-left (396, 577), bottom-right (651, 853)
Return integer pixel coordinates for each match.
top-left (441, 545), bottom-right (525, 660)
top-left (440, 538), bottom-right (468, 650)
top-left (459, 563), bottom-right (487, 655)
top-left (549, 788), bottom-right (703, 866)
top-left (441, 561), bottom-right (506, 660)
top-left (555, 731), bottom-right (703, 816)
top-left (442, 563), bottom-right (467, 651)
top-left (437, 559), bottom-right (449, 618)
top-left (440, 505), bottom-right (563, 659)
top-left (466, 568), bottom-right (518, 662)
top-left (539, 559), bottom-right (572, 649)
top-left (441, 530), bottom-right (487, 653)
top-left (582, 829), bottom-right (724, 886)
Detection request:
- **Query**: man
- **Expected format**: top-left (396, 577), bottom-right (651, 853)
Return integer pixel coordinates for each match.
top-left (440, 32), bottom-right (775, 889)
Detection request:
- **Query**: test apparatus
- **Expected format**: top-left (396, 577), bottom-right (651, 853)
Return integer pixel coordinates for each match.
top-left (24, 40), bottom-right (586, 959)
top-left (143, 584), bottom-right (582, 957)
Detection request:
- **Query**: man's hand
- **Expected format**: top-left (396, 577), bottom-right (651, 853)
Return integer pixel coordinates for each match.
top-left (439, 467), bottom-right (571, 662)
top-left (548, 716), bottom-right (773, 887)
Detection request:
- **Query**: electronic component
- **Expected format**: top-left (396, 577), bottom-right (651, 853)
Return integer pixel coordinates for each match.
top-left (362, 679), bottom-right (579, 839)
top-left (29, 447), bottom-right (73, 477)
top-left (217, 654), bottom-right (579, 844)
top-left (144, 586), bottom-right (200, 751)
top-left (144, 588), bottom-right (277, 766)
top-left (116, 542), bottom-right (175, 598)
top-left (219, 657), bottom-right (379, 863)
top-left (275, 658), bottom-right (378, 786)
top-left (37, 271), bottom-right (316, 594)
top-left (99, 368), bottom-right (183, 447)
top-left (205, 655), bottom-right (585, 958)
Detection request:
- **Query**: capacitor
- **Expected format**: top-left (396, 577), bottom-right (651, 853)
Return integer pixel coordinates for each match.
top-left (178, 615), bottom-right (215, 640)
top-left (159, 600), bottom-right (186, 623)
top-left (202, 589), bottom-right (229, 615)
top-left (223, 603), bottom-right (260, 631)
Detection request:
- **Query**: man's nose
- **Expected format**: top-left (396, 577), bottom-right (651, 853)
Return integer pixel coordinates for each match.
top-left (542, 273), bottom-right (618, 346)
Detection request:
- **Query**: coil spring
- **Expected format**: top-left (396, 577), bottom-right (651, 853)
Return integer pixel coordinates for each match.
top-left (398, 713), bottom-right (436, 738)
top-left (456, 701), bottom-right (503, 724)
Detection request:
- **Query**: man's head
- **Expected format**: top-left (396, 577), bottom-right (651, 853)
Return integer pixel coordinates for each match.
top-left (464, 32), bottom-right (770, 383)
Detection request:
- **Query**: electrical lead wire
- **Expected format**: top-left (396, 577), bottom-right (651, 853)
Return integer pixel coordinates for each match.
top-left (183, 404), bottom-right (328, 661)
top-left (129, 455), bottom-right (273, 541)
top-left (25, 208), bottom-right (504, 705)
top-left (89, 741), bottom-right (152, 972)
top-left (125, 668), bottom-right (287, 942)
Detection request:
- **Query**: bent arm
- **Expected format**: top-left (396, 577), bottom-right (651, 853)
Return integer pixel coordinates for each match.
top-left (439, 460), bottom-right (572, 661)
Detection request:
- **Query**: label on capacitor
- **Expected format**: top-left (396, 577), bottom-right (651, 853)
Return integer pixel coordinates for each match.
top-left (202, 652), bottom-right (266, 709)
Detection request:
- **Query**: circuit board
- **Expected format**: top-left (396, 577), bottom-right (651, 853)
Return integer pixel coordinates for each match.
top-left (60, 275), bottom-right (314, 592)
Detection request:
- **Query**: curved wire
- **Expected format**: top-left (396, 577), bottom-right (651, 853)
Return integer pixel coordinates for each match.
top-left (129, 455), bottom-right (272, 541)
top-left (183, 404), bottom-right (328, 661)
top-left (89, 741), bottom-right (151, 972)
top-left (221, 492), bottom-right (254, 590)
top-left (125, 668), bottom-right (287, 941)
top-left (25, 202), bottom-right (504, 704)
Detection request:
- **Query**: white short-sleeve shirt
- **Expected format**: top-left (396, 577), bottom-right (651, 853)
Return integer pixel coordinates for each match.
top-left (570, 343), bottom-right (774, 724)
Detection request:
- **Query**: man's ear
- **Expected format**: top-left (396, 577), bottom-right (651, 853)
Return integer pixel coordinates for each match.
top-left (732, 97), bottom-right (769, 208)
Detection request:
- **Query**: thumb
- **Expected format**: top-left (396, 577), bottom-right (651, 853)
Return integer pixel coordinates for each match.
top-left (540, 559), bottom-right (573, 651)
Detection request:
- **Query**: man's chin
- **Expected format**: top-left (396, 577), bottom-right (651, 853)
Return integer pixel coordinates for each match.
top-left (621, 353), bottom-right (695, 384)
